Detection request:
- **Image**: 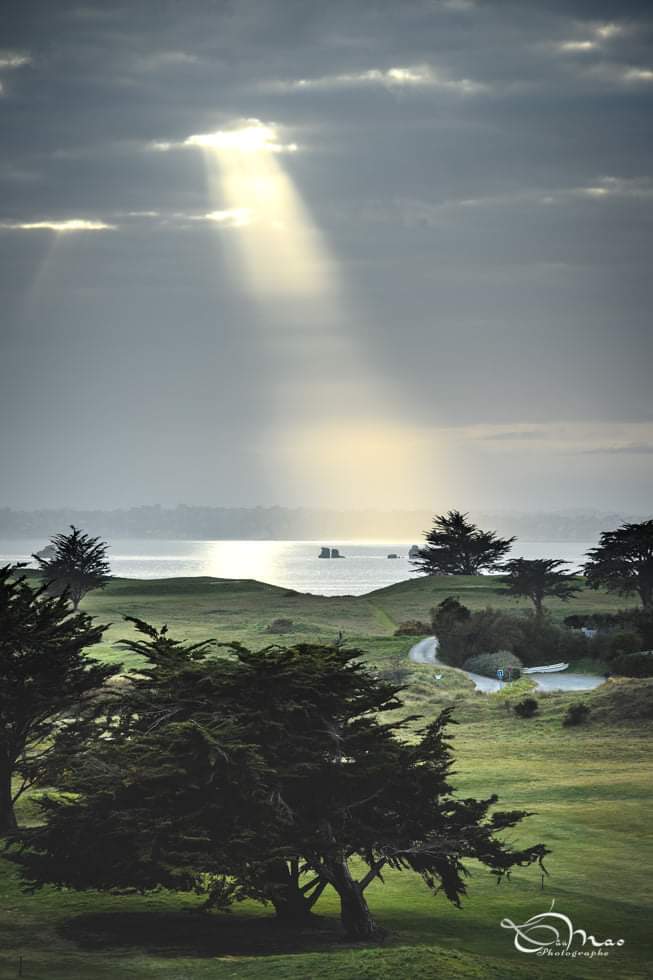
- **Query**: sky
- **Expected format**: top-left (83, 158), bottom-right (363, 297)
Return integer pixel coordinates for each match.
top-left (1, 0), bottom-right (652, 513)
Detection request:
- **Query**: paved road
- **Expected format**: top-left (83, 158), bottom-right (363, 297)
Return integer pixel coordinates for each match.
top-left (530, 672), bottom-right (605, 692)
top-left (408, 636), bottom-right (605, 693)
top-left (409, 635), bottom-right (439, 664)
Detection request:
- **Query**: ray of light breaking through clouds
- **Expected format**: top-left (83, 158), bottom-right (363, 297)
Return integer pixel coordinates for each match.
top-left (0, 0), bottom-right (651, 511)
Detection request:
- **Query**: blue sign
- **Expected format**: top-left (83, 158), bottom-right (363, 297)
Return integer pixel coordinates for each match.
top-left (497, 668), bottom-right (505, 680)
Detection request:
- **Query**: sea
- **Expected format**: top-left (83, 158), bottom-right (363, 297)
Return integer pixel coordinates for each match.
top-left (0, 539), bottom-right (595, 597)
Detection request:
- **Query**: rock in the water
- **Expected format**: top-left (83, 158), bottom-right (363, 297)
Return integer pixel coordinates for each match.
top-left (331, 548), bottom-right (345, 559)
top-left (318, 547), bottom-right (331, 558)
top-left (387, 553), bottom-right (399, 559)
top-left (408, 544), bottom-right (421, 559)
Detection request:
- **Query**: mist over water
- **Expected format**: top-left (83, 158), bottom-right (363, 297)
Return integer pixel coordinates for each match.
top-left (1, 538), bottom-right (595, 596)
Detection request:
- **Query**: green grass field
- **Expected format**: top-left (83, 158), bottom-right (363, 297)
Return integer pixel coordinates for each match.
top-left (74, 571), bottom-right (634, 671)
top-left (1, 574), bottom-right (651, 979)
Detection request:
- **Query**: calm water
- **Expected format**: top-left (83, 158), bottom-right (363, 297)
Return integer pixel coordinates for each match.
top-left (1, 538), bottom-right (594, 596)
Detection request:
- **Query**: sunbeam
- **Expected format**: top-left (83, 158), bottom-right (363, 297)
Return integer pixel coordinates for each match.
top-left (186, 119), bottom-right (335, 297)
top-left (182, 118), bottom-right (445, 507)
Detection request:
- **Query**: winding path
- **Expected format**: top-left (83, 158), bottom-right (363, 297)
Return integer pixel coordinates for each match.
top-left (409, 636), bottom-right (605, 693)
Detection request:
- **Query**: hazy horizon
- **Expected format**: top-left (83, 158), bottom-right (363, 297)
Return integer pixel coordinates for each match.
top-left (2, 1), bottom-right (652, 513)
top-left (0, 503), bottom-right (646, 545)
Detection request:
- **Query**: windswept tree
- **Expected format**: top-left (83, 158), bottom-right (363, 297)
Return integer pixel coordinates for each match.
top-left (584, 520), bottom-right (653, 609)
top-left (33, 526), bottom-right (111, 610)
top-left (499, 558), bottom-right (580, 618)
top-left (11, 621), bottom-right (548, 940)
top-left (0, 566), bottom-right (115, 834)
top-left (412, 510), bottom-right (515, 576)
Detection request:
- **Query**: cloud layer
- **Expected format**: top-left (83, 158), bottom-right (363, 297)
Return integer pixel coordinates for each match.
top-left (0, 0), bottom-right (651, 511)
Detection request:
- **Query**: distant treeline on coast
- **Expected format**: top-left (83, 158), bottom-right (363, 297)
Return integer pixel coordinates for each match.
top-left (0, 506), bottom-right (644, 542)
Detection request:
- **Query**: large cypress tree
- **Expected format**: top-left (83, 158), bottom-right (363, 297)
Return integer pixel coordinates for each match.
top-left (584, 520), bottom-right (653, 609)
top-left (11, 621), bottom-right (548, 940)
top-left (0, 566), bottom-right (115, 834)
top-left (412, 510), bottom-right (515, 576)
top-left (33, 526), bottom-right (111, 610)
top-left (498, 558), bottom-right (580, 617)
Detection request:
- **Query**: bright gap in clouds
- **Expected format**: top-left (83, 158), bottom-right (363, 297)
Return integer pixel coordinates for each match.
top-left (185, 125), bottom-right (297, 154)
top-left (185, 119), bottom-right (332, 296)
top-left (2, 218), bottom-right (114, 232)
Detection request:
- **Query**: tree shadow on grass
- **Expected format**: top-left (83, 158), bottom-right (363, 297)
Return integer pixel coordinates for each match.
top-left (59, 910), bottom-right (345, 958)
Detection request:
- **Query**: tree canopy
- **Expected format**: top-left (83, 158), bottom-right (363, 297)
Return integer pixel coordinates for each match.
top-left (0, 566), bottom-right (116, 834)
top-left (584, 520), bottom-right (653, 609)
top-left (33, 526), bottom-right (111, 610)
top-left (11, 620), bottom-right (548, 940)
top-left (499, 558), bottom-right (580, 617)
top-left (412, 511), bottom-right (515, 576)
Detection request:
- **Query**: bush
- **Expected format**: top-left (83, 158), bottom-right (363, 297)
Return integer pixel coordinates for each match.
top-left (394, 620), bottom-right (431, 636)
top-left (511, 613), bottom-right (588, 667)
top-left (610, 651), bottom-right (653, 678)
top-left (564, 613), bottom-right (620, 630)
top-left (430, 597), bottom-right (471, 635)
top-left (436, 608), bottom-right (523, 668)
top-left (463, 650), bottom-right (522, 679)
top-left (605, 629), bottom-right (644, 662)
top-left (514, 697), bottom-right (539, 718)
top-left (436, 606), bottom-right (638, 671)
top-left (563, 702), bottom-right (591, 726)
top-left (266, 618), bottom-right (294, 634)
top-left (565, 610), bottom-right (653, 648)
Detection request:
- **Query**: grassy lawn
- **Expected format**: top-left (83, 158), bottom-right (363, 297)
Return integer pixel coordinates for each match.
top-left (1, 574), bottom-right (650, 979)
top-left (72, 571), bottom-right (634, 671)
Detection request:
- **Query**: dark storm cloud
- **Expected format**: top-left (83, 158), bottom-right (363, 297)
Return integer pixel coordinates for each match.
top-left (1, 0), bottom-right (652, 509)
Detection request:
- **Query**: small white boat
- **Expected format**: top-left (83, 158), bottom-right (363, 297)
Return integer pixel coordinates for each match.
top-left (521, 663), bottom-right (569, 674)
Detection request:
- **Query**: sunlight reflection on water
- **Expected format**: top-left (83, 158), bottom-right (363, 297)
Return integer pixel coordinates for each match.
top-left (1, 539), bottom-right (595, 597)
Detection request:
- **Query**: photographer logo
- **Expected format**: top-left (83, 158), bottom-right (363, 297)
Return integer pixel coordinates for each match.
top-left (501, 901), bottom-right (625, 959)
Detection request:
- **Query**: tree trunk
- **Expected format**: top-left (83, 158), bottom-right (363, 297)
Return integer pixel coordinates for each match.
top-left (270, 887), bottom-right (316, 924)
top-left (265, 861), bottom-right (317, 925)
top-left (325, 855), bottom-right (385, 941)
top-left (0, 766), bottom-right (17, 835)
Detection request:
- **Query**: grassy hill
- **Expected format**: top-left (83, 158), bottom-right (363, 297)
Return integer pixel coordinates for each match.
top-left (71, 572), bottom-right (634, 671)
top-left (1, 573), bottom-right (651, 979)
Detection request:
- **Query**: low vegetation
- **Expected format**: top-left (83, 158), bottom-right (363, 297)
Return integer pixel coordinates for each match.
top-left (563, 702), bottom-right (591, 726)
top-left (2, 517), bottom-right (652, 978)
top-left (610, 650), bottom-right (653, 677)
top-left (513, 697), bottom-right (539, 718)
top-left (463, 650), bottom-right (522, 679)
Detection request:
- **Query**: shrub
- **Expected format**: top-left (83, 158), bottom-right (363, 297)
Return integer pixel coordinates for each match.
top-left (564, 613), bottom-right (620, 630)
top-left (436, 608), bottom-right (523, 668)
top-left (605, 629), bottom-right (644, 662)
top-left (430, 597), bottom-right (471, 635)
top-left (511, 613), bottom-right (588, 667)
top-left (563, 702), bottom-right (591, 726)
top-left (266, 618), bottom-right (294, 634)
top-left (394, 620), bottom-right (431, 636)
top-left (610, 651), bottom-right (653, 678)
top-left (565, 610), bottom-right (653, 648)
top-left (514, 697), bottom-right (539, 718)
top-left (463, 650), bottom-right (522, 680)
top-left (437, 606), bottom-right (628, 671)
